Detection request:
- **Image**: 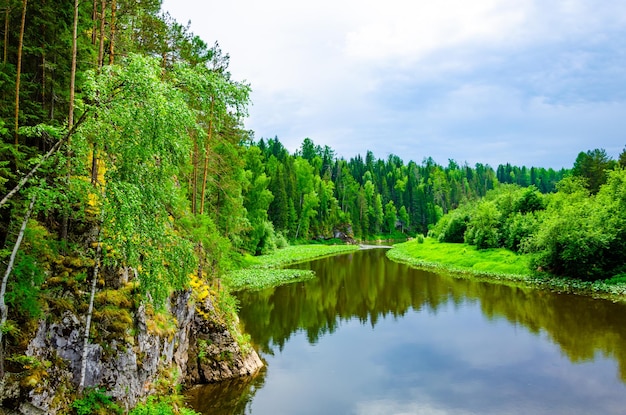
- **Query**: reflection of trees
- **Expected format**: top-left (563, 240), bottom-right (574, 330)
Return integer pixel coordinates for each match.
top-left (185, 367), bottom-right (266, 415)
top-left (237, 250), bottom-right (626, 382)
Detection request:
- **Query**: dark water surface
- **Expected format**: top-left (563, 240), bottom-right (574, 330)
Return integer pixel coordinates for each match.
top-left (187, 249), bottom-right (626, 414)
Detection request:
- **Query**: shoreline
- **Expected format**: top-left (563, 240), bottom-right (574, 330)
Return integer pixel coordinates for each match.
top-left (386, 239), bottom-right (626, 303)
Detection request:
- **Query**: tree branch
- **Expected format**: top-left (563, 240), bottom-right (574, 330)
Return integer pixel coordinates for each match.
top-left (0, 110), bottom-right (89, 209)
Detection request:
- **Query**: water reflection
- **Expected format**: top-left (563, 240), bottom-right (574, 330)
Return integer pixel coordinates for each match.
top-left (238, 249), bottom-right (626, 380)
top-left (185, 368), bottom-right (266, 415)
top-left (188, 249), bottom-right (626, 414)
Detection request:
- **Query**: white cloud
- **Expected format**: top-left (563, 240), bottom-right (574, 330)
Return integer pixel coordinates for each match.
top-left (344, 0), bottom-right (530, 63)
top-left (161, 0), bottom-right (626, 168)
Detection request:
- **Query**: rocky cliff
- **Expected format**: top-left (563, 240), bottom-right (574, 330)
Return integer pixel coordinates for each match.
top-left (0, 286), bottom-right (263, 414)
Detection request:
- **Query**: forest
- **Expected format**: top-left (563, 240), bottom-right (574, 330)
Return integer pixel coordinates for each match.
top-left (0, 0), bottom-right (625, 412)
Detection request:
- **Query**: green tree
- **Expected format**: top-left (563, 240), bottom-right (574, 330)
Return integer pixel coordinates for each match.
top-left (464, 200), bottom-right (501, 249)
top-left (619, 146), bottom-right (626, 168)
top-left (572, 148), bottom-right (616, 194)
top-left (78, 54), bottom-right (197, 304)
top-left (242, 146), bottom-right (274, 254)
top-left (383, 200), bottom-right (397, 234)
top-left (398, 205), bottom-right (409, 233)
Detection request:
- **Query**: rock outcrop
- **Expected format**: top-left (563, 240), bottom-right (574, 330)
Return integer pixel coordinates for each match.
top-left (0, 289), bottom-right (263, 414)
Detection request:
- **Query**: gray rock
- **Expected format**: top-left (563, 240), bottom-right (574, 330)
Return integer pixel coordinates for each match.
top-left (4, 289), bottom-right (263, 414)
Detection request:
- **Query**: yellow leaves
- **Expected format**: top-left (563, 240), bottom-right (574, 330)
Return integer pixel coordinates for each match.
top-left (189, 273), bottom-right (211, 302)
top-left (86, 192), bottom-right (101, 216)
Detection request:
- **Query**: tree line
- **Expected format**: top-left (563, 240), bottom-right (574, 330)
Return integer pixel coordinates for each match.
top-left (240, 136), bottom-right (568, 252)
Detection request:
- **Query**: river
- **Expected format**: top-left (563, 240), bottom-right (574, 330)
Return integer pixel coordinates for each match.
top-left (186, 248), bottom-right (626, 414)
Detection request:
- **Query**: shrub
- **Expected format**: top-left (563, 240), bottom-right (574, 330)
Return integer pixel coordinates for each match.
top-left (72, 388), bottom-right (122, 415)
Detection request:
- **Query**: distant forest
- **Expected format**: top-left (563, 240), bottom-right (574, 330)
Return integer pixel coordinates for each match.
top-left (248, 136), bottom-right (569, 244)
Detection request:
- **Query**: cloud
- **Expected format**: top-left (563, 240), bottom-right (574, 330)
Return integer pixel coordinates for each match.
top-left (162, 0), bottom-right (626, 168)
top-left (344, 0), bottom-right (530, 63)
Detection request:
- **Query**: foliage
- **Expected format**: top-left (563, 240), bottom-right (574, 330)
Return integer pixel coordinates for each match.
top-left (525, 169), bottom-right (626, 280)
top-left (257, 136), bottom-right (560, 242)
top-left (430, 207), bottom-right (469, 243)
top-left (572, 148), bottom-right (616, 194)
top-left (78, 55), bottom-right (198, 306)
top-left (464, 200), bottom-right (501, 249)
top-left (72, 388), bottom-right (123, 415)
top-left (129, 396), bottom-right (200, 415)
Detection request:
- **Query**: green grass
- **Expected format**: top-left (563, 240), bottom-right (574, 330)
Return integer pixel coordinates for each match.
top-left (224, 244), bottom-right (359, 291)
top-left (387, 238), bottom-right (626, 301)
top-left (388, 237), bottom-right (531, 279)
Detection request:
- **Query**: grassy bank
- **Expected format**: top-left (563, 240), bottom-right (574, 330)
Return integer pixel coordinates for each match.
top-left (388, 238), bottom-right (626, 301)
top-left (224, 244), bottom-right (359, 291)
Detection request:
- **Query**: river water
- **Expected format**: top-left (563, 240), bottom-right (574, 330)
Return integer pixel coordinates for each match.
top-left (186, 249), bottom-right (626, 414)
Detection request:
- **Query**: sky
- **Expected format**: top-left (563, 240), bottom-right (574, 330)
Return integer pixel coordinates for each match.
top-left (160, 0), bottom-right (626, 169)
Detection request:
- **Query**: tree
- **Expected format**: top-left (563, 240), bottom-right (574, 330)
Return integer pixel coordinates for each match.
top-left (2, 0), bottom-right (10, 64)
top-left (398, 205), bottom-right (409, 233)
top-left (68, 0), bottom-right (79, 128)
top-left (108, 0), bottom-right (116, 64)
top-left (371, 193), bottom-right (383, 234)
top-left (383, 200), bottom-right (397, 234)
top-left (464, 200), bottom-right (501, 249)
top-left (572, 148), bottom-right (616, 194)
top-left (619, 146), bottom-right (626, 168)
top-left (78, 54), bottom-right (197, 303)
top-left (13, 0), bottom-right (26, 145)
top-left (242, 146), bottom-right (274, 254)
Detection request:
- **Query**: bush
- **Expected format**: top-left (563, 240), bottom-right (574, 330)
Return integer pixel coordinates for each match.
top-left (72, 388), bottom-right (122, 415)
top-left (464, 200), bottom-right (501, 249)
top-left (129, 396), bottom-right (199, 415)
top-left (502, 212), bottom-right (538, 252)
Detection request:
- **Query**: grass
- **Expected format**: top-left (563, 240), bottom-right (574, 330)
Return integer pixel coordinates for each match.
top-left (224, 244), bottom-right (359, 291)
top-left (388, 238), bottom-right (626, 301)
top-left (389, 237), bottom-right (531, 277)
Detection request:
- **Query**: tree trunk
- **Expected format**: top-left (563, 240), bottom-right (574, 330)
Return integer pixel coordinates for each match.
top-left (199, 98), bottom-right (215, 215)
top-left (91, 0), bottom-right (97, 45)
top-left (69, 0), bottom-right (79, 128)
top-left (79, 213), bottom-right (103, 392)
top-left (108, 0), bottom-right (115, 65)
top-left (90, 144), bottom-right (99, 185)
top-left (49, 55), bottom-right (55, 120)
top-left (2, 1), bottom-right (9, 64)
top-left (62, 0), bottom-right (79, 244)
top-left (97, 0), bottom-right (106, 69)
top-left (13, 0), bottom-right (27, 146)
top-left (0, 194), bottom-right (36, 378)
top-left (191, 139), bottom-right (198, 214)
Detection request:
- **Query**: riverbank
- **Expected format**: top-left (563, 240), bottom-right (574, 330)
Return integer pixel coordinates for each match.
top-left (224, 244), bottom-right (359, 291)
top-left (387, 238), bottom-right (626, 301)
